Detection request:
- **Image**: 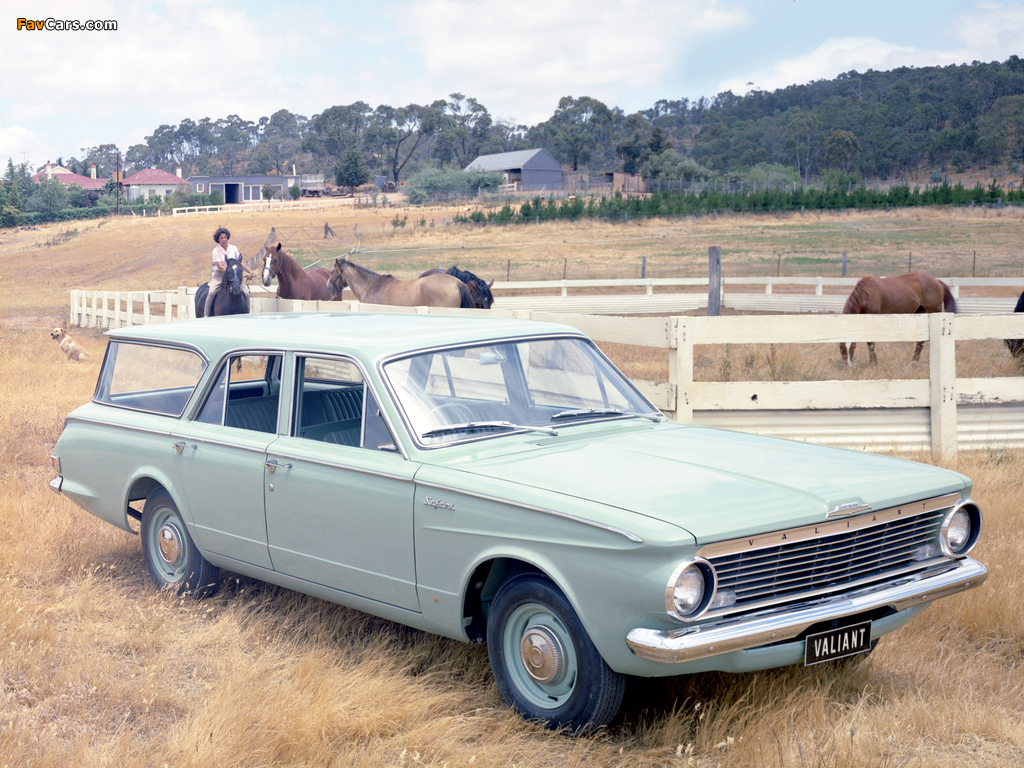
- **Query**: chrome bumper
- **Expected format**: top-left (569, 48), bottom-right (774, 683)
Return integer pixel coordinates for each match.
top-left (49, 476), bottom-right (62, 494)
top-left (626, 558), bottom-right (987, 664)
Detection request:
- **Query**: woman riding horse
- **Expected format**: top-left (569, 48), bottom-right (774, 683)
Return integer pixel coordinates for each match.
top-left (195, 257), bottom-right (250, 317)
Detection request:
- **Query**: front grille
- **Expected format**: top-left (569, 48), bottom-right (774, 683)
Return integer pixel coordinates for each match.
top-left (697, 493), bottom-right (958, 619)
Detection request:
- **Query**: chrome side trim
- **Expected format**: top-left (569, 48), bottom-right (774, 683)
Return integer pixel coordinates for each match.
top-left (626, 557), bottom-right (987, 664)
top-left (414, 479), bottom-right (643, 543)
top-left (266, 449), bottom-right (415, 485)
top-left (697, 492), bottom-right (961, 559)
top-left (61, 415), bottom-right (172, 439)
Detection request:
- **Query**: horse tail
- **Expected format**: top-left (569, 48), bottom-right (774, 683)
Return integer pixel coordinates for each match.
top-left (458, 282), bottom-right (475, 309)
top-left (941, 281), bottom-right (958, 313)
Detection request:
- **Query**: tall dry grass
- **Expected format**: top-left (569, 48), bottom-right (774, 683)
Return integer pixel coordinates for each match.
top-left (2, 206), bottom-right (1023, 766)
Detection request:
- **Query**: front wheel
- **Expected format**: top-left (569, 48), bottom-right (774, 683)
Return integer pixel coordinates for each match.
top-left (486, 574), bottom-right (625, 733)
top-left (141, 489), bottom-right (219, 598)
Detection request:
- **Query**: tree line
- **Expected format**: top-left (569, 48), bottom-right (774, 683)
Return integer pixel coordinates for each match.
top-left (3, 57), bottom-right (1024, 226)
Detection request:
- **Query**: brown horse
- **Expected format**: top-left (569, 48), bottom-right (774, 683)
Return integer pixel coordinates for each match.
top-left (328, 258), bottom-right (474, 308)
top-left (261, 243), bottom-right (333, 301)
top-left (418, 265), bottom-right (495, 309)
top-left (839, 272), bottom-right (957, 365)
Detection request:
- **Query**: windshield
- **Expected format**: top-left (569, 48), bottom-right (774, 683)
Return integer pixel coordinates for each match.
top-left (383, 336), bottom-right (660, 446)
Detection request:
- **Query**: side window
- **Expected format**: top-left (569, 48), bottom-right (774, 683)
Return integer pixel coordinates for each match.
top-left (195, 354), bottom-right (282, 433)
top-left (293, 355), bottom-right (395, 450)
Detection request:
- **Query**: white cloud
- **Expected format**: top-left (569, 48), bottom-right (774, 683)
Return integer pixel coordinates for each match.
top-left (946, 1), bottom-right (1024, 62)
top-left (717, 37), bottom-right (929, 96)
top-left (716, 1), bottom-right (1024, 98)
top-left (396, 0), bottom-right (752, 123)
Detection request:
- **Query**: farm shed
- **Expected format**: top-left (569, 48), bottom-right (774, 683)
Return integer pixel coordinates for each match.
top-left (464, 148), bottom-right (563, 192)
top-left (185, 173), bottom-right (302, 204)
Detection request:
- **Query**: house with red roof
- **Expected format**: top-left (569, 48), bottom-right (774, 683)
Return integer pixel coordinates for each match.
top-left (32, 161), bottom-right (107, 191)
top-left (122, 168), bottom-right (188, 200)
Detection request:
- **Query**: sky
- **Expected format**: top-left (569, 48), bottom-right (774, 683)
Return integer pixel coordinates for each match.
top-left (2, 0), bottom-right (1024, 171)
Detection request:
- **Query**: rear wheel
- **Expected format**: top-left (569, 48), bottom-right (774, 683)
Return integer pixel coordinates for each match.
top-left (141, 489), bottom-right (219, 598)
top-left (486, 574), bottom-right (625, 733)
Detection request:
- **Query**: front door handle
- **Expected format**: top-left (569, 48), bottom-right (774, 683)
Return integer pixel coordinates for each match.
top-left (263, 460), bottom-right (292, 473)
top-left (172, 441), bottom-right (197, 454)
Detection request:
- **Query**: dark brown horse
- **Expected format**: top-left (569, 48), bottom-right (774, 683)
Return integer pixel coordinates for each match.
top-left (328, 258), bottom-right (474, 308)
top-left (839, 272), bottom-right (957, 365)
top-left (418, 265), bottom-right (495, 309)
top-left (261, 243), bottom-right (333, 301)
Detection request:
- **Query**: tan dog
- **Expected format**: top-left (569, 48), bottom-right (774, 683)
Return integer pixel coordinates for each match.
top-left (50, 327), bottom-right (91, 362)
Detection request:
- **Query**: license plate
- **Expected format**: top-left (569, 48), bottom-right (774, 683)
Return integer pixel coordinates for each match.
top-left (804, 621), bottom-right (872, 665)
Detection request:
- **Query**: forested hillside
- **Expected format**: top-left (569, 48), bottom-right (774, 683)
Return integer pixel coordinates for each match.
top-left (4, 56), bottom-right (1024, 219)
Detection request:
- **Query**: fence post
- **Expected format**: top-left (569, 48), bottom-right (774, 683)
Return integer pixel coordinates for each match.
top-left (183, 287), bottom-right (194, 319)
top-left (707, 246), bottom-right (721, 316)
top-left (929, 313), bottom-right (957, 462)
top-left (669, 317), bottom-right (694, 423)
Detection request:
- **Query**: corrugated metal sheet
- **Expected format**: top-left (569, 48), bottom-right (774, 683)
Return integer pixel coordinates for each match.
top-left (694, 408), bottom-right (932, 452)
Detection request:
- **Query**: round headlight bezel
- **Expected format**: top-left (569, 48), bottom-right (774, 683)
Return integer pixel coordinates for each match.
top-left (664, 558), bottom-right (717, 621)
top-left (939, 499), bottom-right (982, 558)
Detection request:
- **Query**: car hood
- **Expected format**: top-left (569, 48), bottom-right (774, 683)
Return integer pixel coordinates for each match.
top-left (447, 423), bottom-right (968, 543)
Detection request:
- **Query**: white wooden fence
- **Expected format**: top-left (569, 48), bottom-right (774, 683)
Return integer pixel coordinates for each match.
top-left (172, 197), bottom-right (356, 217)
top-left (67, 277), bottom-right (1024, 459)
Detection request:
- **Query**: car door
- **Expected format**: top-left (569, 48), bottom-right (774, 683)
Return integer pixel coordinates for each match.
top-left (262, 354), bottom-right (420, 611)
top-left (170, 352), bottom-right (283, 570)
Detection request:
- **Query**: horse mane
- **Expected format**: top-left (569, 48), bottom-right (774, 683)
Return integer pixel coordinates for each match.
top-left (343, 259), bottom-right (393, 280)
top-left (842, 277), bottom-right (874, 314)
top-left (447, 265), bottom-right (494, 306)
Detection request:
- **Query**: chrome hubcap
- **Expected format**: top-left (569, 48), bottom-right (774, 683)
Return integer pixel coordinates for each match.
top-left (520, 625), bottom-right (566, 684)
top-left (158, 523), bottom-right (184, 567)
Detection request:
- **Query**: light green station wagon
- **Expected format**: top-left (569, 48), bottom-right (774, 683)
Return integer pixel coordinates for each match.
top-left (50, 312), bottom-right (987, 732)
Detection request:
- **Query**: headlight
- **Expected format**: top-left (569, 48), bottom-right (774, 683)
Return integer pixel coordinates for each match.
top-left (664, 559), bottom-right (716, 621)
top-left (939, 499), bottom-right (982, 558)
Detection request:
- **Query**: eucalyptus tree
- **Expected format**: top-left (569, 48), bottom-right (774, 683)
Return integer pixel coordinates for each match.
top-left (431, 93), bottom-right (493, 169)
top-left (303, 101), bottom-right (372, 168)
top-left (614, 113), bottom-right (653, 174)
top-left (212, 114), bottom-right (258, 175)
top-left (366, 103), bottom-right (443, 184)
top-left (253, 109), bottom-right (308, 175)
top-left (78, 144), bottom-right (121, 178)
top-left (540, 96), bottom-right (614, 171)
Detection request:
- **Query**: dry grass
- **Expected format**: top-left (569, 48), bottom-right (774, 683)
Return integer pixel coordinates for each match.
top-left (2, 205), bottom-right (1024, 766)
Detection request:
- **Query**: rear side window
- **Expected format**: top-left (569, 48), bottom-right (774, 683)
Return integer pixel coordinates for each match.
top-left (195, 354), bottom-right (284, 433)
top-left (94, 341), bottom-right (207, 416)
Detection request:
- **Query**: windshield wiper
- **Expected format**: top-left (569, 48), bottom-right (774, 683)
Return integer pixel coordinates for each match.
top-left (421, 421), bottom-right (559, 439)
top-left (550, 408), bottom-right (664, 422)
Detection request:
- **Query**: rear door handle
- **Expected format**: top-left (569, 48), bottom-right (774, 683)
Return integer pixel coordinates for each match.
top-left (263, 460), bottom-right (292, 473)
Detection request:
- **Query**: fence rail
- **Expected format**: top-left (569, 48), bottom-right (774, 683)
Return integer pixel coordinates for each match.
top-left (67, 277), bottom-right (1024, 459)
top-left (172, 197), bottom-right (357, 217)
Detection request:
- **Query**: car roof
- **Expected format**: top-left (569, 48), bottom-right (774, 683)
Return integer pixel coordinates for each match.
top-left (105, 312), bottom-right (585, 361)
